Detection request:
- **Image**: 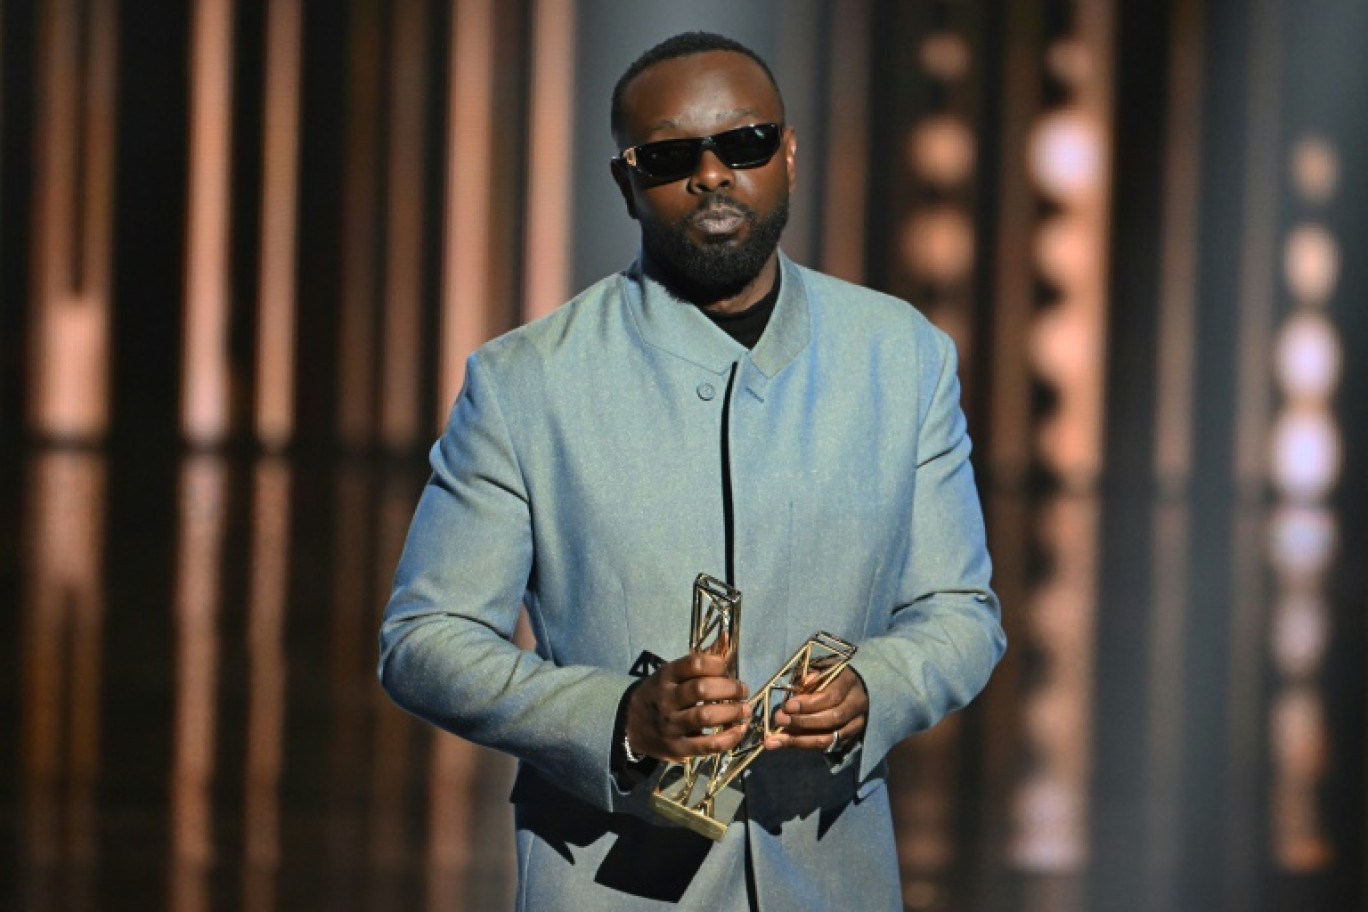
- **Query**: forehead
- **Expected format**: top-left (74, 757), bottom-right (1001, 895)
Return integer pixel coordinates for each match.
top-left (618, 50), bottom-right (782, 141)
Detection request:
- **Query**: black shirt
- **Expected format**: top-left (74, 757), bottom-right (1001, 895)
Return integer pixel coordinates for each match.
top-left (699, 271), bottom-right (780, 349)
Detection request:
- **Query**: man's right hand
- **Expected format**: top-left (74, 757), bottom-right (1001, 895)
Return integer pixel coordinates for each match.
top-left (624, 653), bottom-right (750, 763)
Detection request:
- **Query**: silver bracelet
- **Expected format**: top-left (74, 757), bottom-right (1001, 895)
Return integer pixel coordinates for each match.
top-left (622, 732), bottom-right (646, 764)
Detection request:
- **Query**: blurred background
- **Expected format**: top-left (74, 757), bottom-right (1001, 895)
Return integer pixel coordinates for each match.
top-left (2, 0), bottom-right (1366, 909)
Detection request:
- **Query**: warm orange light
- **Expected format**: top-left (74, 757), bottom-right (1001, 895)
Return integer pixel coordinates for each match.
top-left (182, 0), bottom-right (236, 445)
top-left (820, 0), bottom-right (871, 284)
top-left (31, 0), bottom-right (117, 439)
top-left (907, 117), bottom-right (975, 187)
top-left (255, 0), bottom-right (303, 449)
top-left (439, 0), bottom-right (496, 421)
top-left (245, 459), bottom-right (291, 869)
top-left (919, 33), bottom-right (970, 81)
top-left (171, 455), bottom-right (226, 872)
top-left (1270, 688), bottom-right (1333, 870)
top-left (1034, 216), bottom-right (1093, 288)
top-left (1045, 39), bottom-right (1093, 87)
top-left (380, 0), bottom-right (430, 450)
top-left (22, 451), bottom-right (107, 864)
top-left (522, 0), bottom-right (577, 321)
top-left (1028, 304), bottom-right (1099, 387)
top-left (1290, 136), bottom-right (1339, 203)
top-left (901, 209), bottom-right (975, 283)
top-left (336, 0), bottom-right (384, 448)
top-left (1283, 223), bottom-right (1339, 306)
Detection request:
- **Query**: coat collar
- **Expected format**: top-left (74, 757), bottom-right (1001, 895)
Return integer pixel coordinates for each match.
top-left (621, 250), bottom-right (812, 379)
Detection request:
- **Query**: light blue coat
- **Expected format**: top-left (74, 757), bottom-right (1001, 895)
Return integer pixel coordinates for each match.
top-left (379, 253), bottom-right (1006, 910)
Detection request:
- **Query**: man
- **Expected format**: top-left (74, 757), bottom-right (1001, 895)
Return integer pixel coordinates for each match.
top-left (379, 31), bottom-right (1005, 910)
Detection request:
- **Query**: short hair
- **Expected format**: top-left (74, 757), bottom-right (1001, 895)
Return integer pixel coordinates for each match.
top-left (610, 31), bottom-right (785, 143)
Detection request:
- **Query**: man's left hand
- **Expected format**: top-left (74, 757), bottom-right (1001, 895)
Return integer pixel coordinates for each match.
top-left (766, 668), bottom-right (868, 753)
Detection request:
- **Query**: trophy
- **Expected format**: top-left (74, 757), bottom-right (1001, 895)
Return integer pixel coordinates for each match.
top-left (648, 574), bottom-right (857, 841)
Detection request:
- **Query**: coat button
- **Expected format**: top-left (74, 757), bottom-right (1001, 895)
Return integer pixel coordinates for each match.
top-left (697, 382), bottom-right (716, 401)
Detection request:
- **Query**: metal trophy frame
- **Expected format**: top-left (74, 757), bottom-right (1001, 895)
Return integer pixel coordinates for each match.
top-left (648, 574), bottom-right (857, 841)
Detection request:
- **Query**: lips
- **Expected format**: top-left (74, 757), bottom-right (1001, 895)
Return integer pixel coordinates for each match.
top-left (691, 205), bottom-right (747, 237)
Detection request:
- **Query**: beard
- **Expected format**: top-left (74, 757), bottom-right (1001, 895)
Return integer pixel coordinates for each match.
top-left (640, 194), bottom-right (790, 304)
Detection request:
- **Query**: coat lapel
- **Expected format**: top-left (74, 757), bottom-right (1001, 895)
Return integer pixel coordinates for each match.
top-left (621, 250), bottom-right (813, 381)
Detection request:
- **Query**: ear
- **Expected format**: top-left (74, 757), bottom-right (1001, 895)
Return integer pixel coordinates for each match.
top-left (610, 157), bottom-right (639, 220)
top-left (782, 126), bottom-right (798, 195)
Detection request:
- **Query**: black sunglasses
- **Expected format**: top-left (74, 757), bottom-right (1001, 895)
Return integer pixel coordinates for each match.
top-left (617, 123), bottom-right (785, 181)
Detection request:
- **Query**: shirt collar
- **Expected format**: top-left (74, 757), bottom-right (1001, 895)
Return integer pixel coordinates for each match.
top-left (621, 250), bottom-right (811, 378)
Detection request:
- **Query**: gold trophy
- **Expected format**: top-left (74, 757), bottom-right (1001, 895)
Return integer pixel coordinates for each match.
top-left (648, 574), bottom-right (857, 840)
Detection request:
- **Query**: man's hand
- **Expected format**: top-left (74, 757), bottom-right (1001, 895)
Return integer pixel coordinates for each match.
top-left (625, 653), bottom-right (750, 763)
top-left (766, 667), bottom-right (868, 752)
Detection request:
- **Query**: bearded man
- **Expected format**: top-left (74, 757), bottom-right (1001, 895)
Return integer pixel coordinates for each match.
top-left (379, 31), bottom-right (1005, 911)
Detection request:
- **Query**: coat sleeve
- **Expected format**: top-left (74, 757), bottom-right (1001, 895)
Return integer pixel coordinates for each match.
top-left (847, 329), bottom-right (1007, 782)
top-left (377, 353), bottom-right (636, 812)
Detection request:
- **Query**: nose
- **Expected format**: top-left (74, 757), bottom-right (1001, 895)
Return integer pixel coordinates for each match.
top-left (689, 145), bottom-right (733, 191)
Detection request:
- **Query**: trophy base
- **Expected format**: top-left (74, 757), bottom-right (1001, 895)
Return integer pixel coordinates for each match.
top-left (648, 767), bottom-right (745, 842)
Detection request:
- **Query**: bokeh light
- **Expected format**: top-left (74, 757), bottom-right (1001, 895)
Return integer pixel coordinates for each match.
top-left (1274, 312), bottom-right (1342, 401)
top-left (919, 33), bottom-right (971, 81)
top-left (901, 208), bottom-right (975, 283)
top-left (1290, 136), bottom-right (1339, 204)
top-left (907, 116), bottom-right (976, 187)
top-left (1271, 409), bottom-right (1342, 500)
top-left (1029, 109), bottom-right (1104, 201)
top-left (1283, 222), bottom-right (1340, 305)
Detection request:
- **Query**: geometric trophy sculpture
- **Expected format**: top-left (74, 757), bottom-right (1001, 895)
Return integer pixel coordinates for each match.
top-left (648, 574), bottom-right (857, 840)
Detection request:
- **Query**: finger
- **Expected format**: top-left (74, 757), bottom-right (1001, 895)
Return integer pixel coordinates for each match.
top-left (666, 721), bottom-right (749, 759)
top-left (776, 689), bottom-right (851, 727)
top-left (673, 700), bottom-right (749, 734)
top-left (675, 675), bottom-right (748, 706)
top-left (673, 652), bottom-right (732, 680)
top-left (783, 672), bottom-right (858, 712)
top-left (772, 715), bottom-right (866, 752)
top-left (778, 704), bottom-right (847, 734)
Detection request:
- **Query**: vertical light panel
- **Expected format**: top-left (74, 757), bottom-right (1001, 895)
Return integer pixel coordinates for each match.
top-left (30, 0), bottom-right (117, 439)
top-left (182, 0), bottom-right (236, 445)
top-left (255, 0), bottom-right (303, 449)
top-left (522, 0), bottom-right (576, 321)
top-left (1011, 0), bottom-right (1116, 881)
top-left (1223, 0), bottom-right (1284, 900)
top-left (366, 471), bottom-right (422, 879)
top-left (336, 0), bottom-right (383, 448)
top-left (244, 458), bottom-right (292, 908)
top-left (819, 0), bottom-right (870, 283)
top-left (21, 452), bottom-right (106, 869)
top-left (1266, 131), bottom-right (1342, 873)
top-left (900, 10), bottom-right (980, 383)
top-left (771, 4), bottom-right (821, 266)
top-left (987, 2), bottom-right (1044, 487)
top-left (437, 0), bottom-right (496, 421)
top-left (326, 462), bottom-right (372, 898)
top-left (1144, 0), bottom-right (1204, 905)
top-left (426, 737), bottom-right (480, 911)
top-left (889, 715), bottom-right (962, 909)
top-left (980, 0), bottom-right (1044, 872)
top-left (379, 0), bottom-right (429, 451)
top-left (169, 455), bottom-right (226, 912)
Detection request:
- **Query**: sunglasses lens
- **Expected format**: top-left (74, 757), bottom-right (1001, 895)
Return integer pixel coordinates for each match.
top-left (713, 124), bottom-right (782, 168)
top-left (628, 124), bottom-right (783, 180)
top-left (636, 140), bottom-right (702, 180)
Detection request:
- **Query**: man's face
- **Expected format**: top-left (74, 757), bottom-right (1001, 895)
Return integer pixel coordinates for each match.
top-left (612, 51), bottom-right (796, 301)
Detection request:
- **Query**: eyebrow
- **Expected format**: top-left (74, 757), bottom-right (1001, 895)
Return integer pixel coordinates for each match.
top-left (643, 108), bottom-right (763, 134)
